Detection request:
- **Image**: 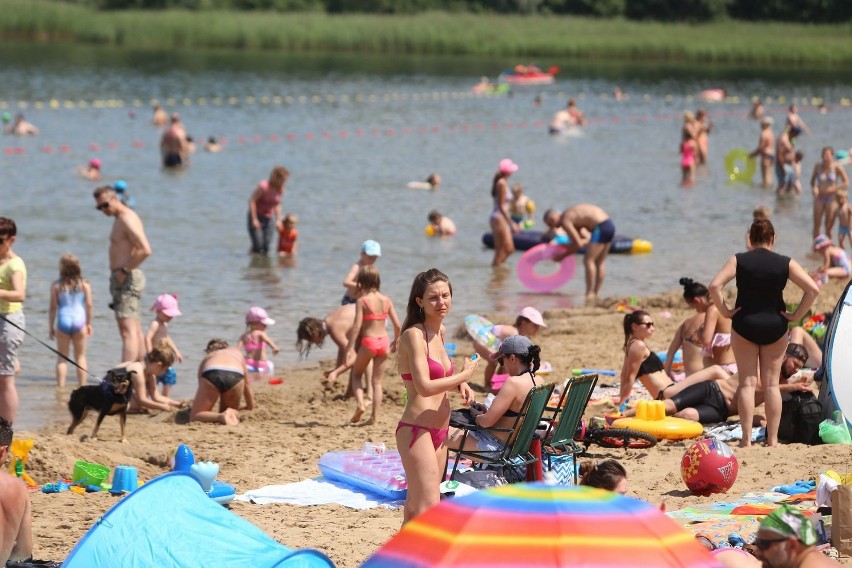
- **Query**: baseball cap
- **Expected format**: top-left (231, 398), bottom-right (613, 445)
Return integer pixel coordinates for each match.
top-left (759, 504), bottom-right (818, 546)
top-left (490, 335), bottom-right (533, 360)
top-left (813, 234), bottom-right (831, 250)
top-left (246, 306), bottom-right (275, 326)
top-left (151, 293), bottom-right (182, 317)
top-left (499, 158), bottom-right (519, 174)
top-left (518, 306), bottom-right (547, 328)
top-left (113, 180), bottom-right (127, 193)
top-left (89, 158), bottom-right (102, 169)
top-left (361, 240), bottom-right (382, 257)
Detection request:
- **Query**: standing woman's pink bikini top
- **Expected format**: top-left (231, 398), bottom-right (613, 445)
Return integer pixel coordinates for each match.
top-left (401, 325), bottom-right (454, 381)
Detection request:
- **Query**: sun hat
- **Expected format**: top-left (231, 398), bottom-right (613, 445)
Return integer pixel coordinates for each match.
top-left (489, 335), bottom-right (533, 360)
top-left (151, 293), bottom-right (182, 317)
top-left (813, 234), bottom-right (831, 250)
top-left (758, 504), bottom-right (818, 546)
top-left (361, 240), bottom-right (382, 257)
top-left (498, 158), bottom-right (519, 174)
top-left (761, 116), bottom-right (774, 126)
top-left (113, 180), bottom-right (127, 193)
top-left (518, 306), bottom-right (547, 328)
top-left (246, 306), bottom-right (275, 326)
top-left (89, 158), bottom-right (102, 169)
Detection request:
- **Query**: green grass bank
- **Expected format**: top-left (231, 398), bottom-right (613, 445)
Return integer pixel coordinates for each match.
top-left (3, 0), bottom-right (852, 65)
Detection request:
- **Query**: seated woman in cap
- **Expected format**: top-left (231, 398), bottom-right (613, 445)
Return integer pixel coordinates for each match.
top-left (448, 335), bottom-right (542, 453)
top-left (471, 307), bottom-right (547, 392)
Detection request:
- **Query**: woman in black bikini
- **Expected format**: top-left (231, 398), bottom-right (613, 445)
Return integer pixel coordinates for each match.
top-left (190, 339), bottom-right (255, 425)
top-left (709, 219), bottom-right (818, 447)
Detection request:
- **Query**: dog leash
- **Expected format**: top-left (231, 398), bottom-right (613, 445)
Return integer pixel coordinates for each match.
top-left (0, 313), bottom-right (100, 379)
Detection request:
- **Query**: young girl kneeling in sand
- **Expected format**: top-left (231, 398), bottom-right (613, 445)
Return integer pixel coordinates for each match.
top-left (343, 265), bottom-right (400, 425)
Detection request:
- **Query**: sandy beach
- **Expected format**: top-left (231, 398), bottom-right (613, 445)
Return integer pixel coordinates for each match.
top-left (17, 278), bottom-right (852, 567)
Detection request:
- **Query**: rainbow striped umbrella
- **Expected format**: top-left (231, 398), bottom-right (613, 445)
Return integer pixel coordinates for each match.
top-left (362, 483), bottom-right (721, 568)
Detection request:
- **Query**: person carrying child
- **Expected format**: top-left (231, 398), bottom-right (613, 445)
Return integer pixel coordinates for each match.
top-left (146, 293), bottom-right (184, 397)
top-left (238, 306), bottom-right (280, 378)
top-left (342, 265), bottom-right (400, 425)
top-left (341, 240), bottom-right (380, 305)
top-left (48, 254), bottom-right (93, 387)
top-left (277, 213), bottom-right (298, 257)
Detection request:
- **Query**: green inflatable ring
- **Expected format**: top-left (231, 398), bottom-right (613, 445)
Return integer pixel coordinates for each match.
top-left (724, 148), bottom-right (756, 184)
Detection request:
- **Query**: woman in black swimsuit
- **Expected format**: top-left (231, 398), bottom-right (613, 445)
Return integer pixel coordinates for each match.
top-left (190, 339), bottom-right (255, 425)
top-left (709, 219), bottom-right (818, 447)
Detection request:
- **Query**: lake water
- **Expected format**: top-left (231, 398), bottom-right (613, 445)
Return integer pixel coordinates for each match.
top-left (3, 42), bottom-right (852, 430)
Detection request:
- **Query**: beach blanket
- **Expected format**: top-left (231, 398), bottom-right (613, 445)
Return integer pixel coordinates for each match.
top-left (236, 478), bottom-right (404, 510)
top-left (705, 421), bottom-right (766, 442)
top-left (668, 492), bottom-right (790, 548)
top-left (590, 382), bottom-right (652, 404)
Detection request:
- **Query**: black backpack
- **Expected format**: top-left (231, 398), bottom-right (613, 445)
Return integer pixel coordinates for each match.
top-left (778, 391), bottom-right (823, 445)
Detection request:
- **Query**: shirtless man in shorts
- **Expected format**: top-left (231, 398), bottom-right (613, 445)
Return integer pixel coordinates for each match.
top-left (159, 113), bottom-right (188, 168)
top-left (664, 341), bottom-right (811, 424)
top-left (94, 186), bottom-right (151, 363)
top-left (552, 204), bottom-right (614, 302)
top-left (0, 418), bottom-right (33, 566)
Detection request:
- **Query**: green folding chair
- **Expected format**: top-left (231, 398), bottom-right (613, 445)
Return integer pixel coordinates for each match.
top-left (542, 373), bottom-right (598, 484)
top-left (448, 382), bottom-right (555, 484)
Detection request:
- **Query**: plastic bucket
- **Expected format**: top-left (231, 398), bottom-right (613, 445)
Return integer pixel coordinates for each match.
top-left (72, 461), bottom-right (110, 487)
top-left (110, 465), bottom-right (139, 494)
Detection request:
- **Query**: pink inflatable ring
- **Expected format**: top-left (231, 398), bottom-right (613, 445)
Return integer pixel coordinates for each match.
top-left (516, 243), bottom-right (576, 293)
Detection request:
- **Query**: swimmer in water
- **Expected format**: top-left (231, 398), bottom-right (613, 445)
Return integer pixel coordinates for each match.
top-left (407, 173), bottom-right (441, 190)
top-left (204, 136), bottom-right (222, 153)
top-left (427, 210), bottom-right (456, 236)
top-left (76, 159), bottom-right (102, 181)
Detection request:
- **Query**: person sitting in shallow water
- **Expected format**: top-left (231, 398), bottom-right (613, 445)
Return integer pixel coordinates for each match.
top-left (190, 339), bottom-right (255, 425)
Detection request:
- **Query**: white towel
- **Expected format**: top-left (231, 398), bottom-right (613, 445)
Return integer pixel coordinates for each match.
top-left (235, 477), bottom-right (403, 510)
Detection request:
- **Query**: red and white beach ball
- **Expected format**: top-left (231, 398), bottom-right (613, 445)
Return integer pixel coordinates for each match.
top-left (681, 438), bottom-right (738, 495)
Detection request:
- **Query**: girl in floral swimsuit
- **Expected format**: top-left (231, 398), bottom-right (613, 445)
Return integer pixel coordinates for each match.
top-left (396, 268), bottom-right (478, 525)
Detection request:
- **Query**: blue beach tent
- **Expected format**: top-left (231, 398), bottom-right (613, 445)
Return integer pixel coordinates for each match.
top-left (62, 471), bottom-right (334, 568)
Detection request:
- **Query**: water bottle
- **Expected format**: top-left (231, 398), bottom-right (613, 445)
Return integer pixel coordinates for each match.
top-left (362, 442), bottom-right (386, 456)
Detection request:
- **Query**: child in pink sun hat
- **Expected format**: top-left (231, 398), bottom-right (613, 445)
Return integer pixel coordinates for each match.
top-left (811, 234), bottom-right (851, 285)
top-left (238, 307), bottom-right (280, 380)
top-left (146, 293), bottom-right (184, 396)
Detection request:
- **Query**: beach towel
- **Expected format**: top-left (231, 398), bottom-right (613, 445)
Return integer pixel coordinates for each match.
top-left (236, 477), bottom-right (404, 510)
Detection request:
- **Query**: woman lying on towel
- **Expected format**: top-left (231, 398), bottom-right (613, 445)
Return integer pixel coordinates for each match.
top-left (447, 335), bottom-right (541, 452)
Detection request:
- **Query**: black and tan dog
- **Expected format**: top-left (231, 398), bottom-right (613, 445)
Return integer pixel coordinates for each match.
top-left (67, 368), bottom-right (134, 443)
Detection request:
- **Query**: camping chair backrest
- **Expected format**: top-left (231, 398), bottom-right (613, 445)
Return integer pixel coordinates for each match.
top-left (546, 373), bottom-right (598, 452)
top-left (502, 382), bottom-right (555, 462)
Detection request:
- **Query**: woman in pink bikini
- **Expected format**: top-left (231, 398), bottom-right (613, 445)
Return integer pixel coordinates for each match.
top-left (396, 268), bottom-right (478, 524)
top-left (342, 265), bottom-right (400, 425)
top-left (810, 146), bottom-right (848, 239)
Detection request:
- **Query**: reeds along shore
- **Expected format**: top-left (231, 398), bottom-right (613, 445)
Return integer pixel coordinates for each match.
top-left (4, 0), bottom-right (852, 65)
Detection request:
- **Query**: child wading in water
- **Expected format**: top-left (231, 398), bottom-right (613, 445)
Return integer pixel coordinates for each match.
top-left (146, 293), bottom-right (184, 397)
top-left (343, 265), bottom-right (400, 425)
top-left (238, 307), bottom-right (280, 380)
top-left (48, 254), bottom-right (93, 387)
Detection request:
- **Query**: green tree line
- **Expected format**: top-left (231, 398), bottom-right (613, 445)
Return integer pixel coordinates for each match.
top-left (56, 0), bottom-right (852, 22)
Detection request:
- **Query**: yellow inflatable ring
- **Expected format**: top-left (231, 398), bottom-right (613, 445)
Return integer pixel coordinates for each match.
top-left (611, 400), bottom-right (704, 440)
top-left (724, 148), bottom-right (756, 184)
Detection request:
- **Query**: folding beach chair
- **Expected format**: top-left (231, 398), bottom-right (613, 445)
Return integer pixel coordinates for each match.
top-left (448, 382), bottom-right (555, 485)
top-left (542, 373), bottom-right (598, 484)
